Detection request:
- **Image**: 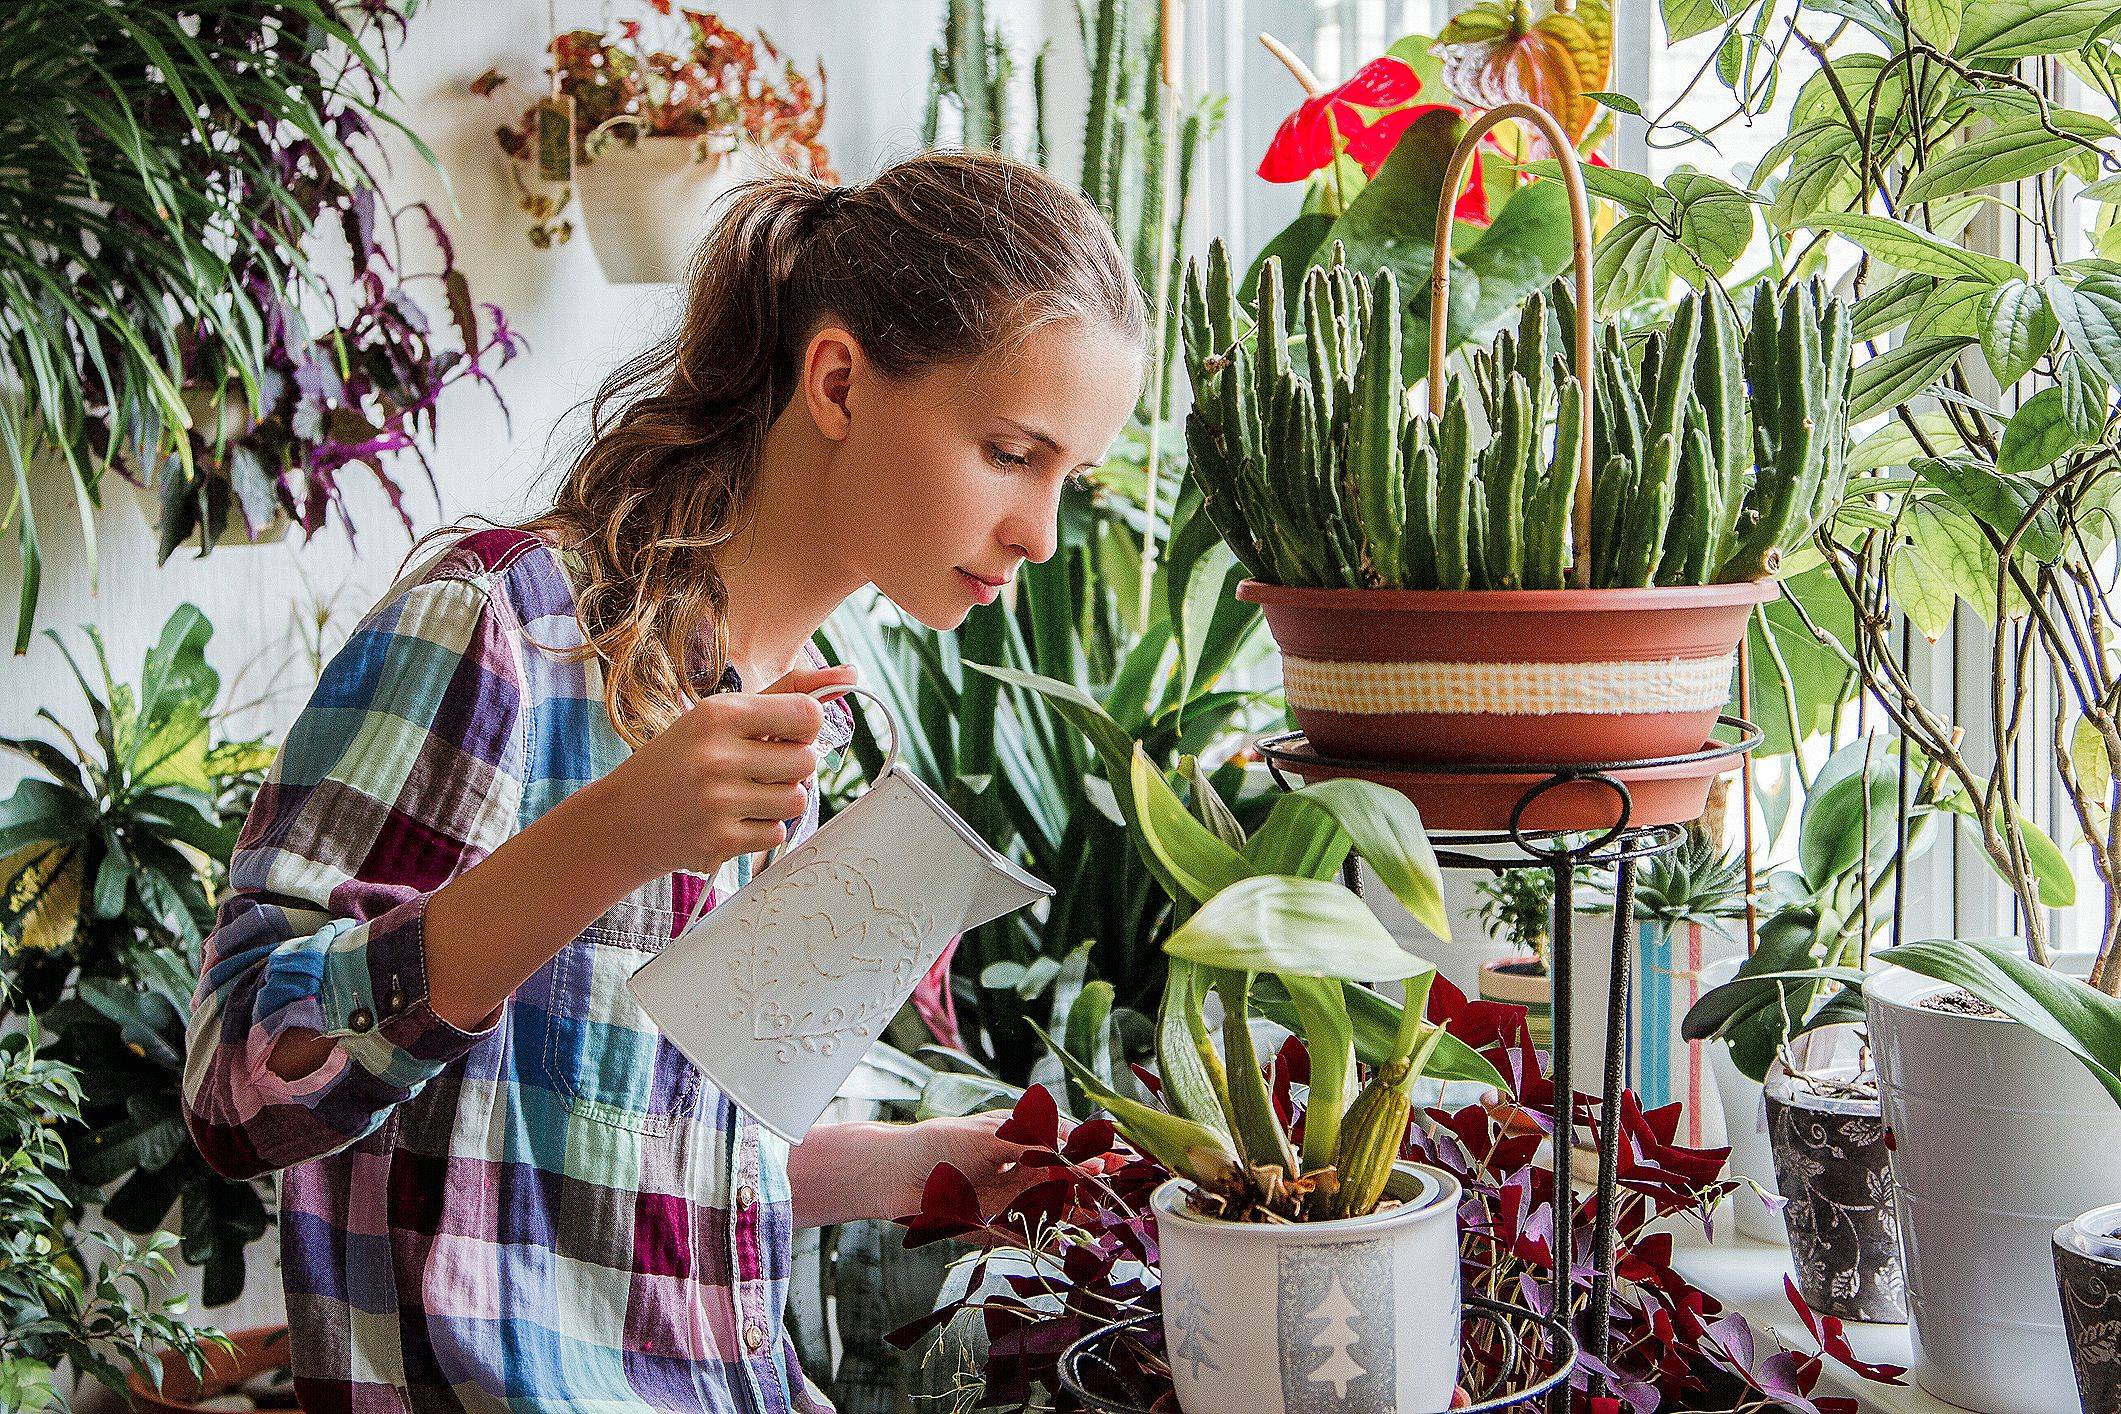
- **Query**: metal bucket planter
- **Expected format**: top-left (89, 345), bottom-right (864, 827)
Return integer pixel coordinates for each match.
top-left (1764, 1064), bottom-right (1905, 1323)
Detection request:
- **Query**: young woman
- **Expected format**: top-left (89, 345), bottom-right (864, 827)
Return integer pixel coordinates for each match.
top-left (184, 150), bottom-right (1145, 1412)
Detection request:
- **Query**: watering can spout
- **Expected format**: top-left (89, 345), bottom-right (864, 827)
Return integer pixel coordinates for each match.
top-left (966, 865), bottom-right (1053, 934)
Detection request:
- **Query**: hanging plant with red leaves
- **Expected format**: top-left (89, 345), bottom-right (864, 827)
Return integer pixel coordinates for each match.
top-left (890, 983), bottom-right (1906, 1411)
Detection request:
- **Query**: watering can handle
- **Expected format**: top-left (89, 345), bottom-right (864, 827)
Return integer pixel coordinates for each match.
top-left (807, 684), bottom-right (900, 776)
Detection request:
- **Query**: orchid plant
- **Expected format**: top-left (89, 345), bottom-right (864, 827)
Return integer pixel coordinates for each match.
top-left (975, 663), bottom-right (1505, 1223)
top-left (894, 980), bottom-right (1910, 1412)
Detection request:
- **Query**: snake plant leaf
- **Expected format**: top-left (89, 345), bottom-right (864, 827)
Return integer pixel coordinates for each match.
top-left (1878, 939), bottom-right (2121, 1106)
top-left (1163, 875), bottom-right (1427, 982)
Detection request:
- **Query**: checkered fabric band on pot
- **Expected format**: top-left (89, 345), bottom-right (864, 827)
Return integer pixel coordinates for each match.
top-left (1279, 652), bottom-right (1738, 717)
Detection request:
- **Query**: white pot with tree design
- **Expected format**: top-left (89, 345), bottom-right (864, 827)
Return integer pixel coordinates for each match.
top-left (1152, 1163), bottom-right (1462, 1414)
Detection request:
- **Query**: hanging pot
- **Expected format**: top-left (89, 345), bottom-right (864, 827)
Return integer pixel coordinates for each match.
top-left (1764, 1062), bottom-right (1905, 1323)
top-left (2054, 1200), bottom-right (2121, 1414)
top-left (1870, 962), bottom-right (2121, 1413)
top-left (1153, 1163), bottom-right (1462, 1414)
top-left (574, 133), bottom-right (756, 285)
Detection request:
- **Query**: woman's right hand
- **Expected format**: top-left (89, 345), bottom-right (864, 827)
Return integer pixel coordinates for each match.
top-left (599, 662), bottom-right (858, 879)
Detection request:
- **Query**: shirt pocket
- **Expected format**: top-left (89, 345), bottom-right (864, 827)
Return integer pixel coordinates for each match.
top-left (538, 918), bottom-right (702, 1136)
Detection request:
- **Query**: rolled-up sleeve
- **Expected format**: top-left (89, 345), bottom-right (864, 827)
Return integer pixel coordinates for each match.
top-left (184, 575), bottom-right (527, 1180)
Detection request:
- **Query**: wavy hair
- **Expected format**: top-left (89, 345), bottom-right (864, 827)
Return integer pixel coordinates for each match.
top-left (495, 149), bottom-right (1144, 746)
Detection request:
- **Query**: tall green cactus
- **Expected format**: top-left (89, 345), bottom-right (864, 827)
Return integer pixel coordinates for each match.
top-left (1178, 241), bottom-right (1853, 593)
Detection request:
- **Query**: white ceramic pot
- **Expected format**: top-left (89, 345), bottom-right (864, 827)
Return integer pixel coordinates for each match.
top-left (1154, 1163), bottom-right (1462, 1414)
top-left (1870, 963), bottom-right (2121, 1414)
top-left (1701, 956), bottom-right (1787, 1245)
top-left (574, 134), bottom-right (757, 284)
top-left (631, 687), bottom-right (1051, 1141)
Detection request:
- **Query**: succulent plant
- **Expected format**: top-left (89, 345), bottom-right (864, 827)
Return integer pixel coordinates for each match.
top-left (1180, 238), bottom-right (1854, 590)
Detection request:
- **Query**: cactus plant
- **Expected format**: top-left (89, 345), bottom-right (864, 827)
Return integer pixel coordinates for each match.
top-left (1181, 237), bottom-right (1855, 592)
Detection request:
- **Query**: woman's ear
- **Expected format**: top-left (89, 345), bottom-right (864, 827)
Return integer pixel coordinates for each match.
top-left (800, 324), bottom-right (863, 443)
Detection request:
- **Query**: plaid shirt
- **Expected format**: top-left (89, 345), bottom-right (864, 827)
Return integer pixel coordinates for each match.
top-left (184, 529), bottom-right (853, 1413)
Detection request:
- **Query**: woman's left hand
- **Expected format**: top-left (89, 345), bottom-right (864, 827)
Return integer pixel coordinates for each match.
top-left (888, 1111), bottom-right (1059, 1218)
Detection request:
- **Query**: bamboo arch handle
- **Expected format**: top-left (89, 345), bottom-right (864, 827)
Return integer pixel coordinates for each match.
top-left (1429, 103), bottom-right (1598, 590)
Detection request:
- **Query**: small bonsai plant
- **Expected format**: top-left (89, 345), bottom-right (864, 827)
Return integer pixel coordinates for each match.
top-left (1179, 239), bottom-right (1855, 592)
top-left (1476, 868), bottom-right (1554, 974)
top-left (475, 6), bottom-right (833, 248)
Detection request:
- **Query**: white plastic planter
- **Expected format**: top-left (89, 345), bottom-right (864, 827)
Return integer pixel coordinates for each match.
top-left (1869, 963), bottom-right (2121, 1414)
top-left (1702, 956), bottom-right (1786, 1245)
top-left (573, 134), bottom-right (757, 285)
top-left (1153, 1163), bottom-right (1462, 1414)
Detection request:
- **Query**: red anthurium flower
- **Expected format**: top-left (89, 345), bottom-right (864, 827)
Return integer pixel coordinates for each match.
top-left (1259, 57), bottom-right (1492, 225)
top-left (1259, 56), bottom-right (1424, 182)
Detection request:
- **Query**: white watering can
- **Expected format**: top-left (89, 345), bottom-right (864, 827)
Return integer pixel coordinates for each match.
top-left (629, 685), bottom-right (1052, 1141)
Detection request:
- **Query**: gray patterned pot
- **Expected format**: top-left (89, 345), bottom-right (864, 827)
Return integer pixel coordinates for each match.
top-left (1765, 1067), bottom-right (1907, 1323)
top-left (2055, 1202), bottom-right (2121, 1414)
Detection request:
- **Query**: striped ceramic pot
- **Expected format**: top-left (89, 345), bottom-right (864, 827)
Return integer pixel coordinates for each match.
top-left (1238, 581), bottom-right (1775, 768)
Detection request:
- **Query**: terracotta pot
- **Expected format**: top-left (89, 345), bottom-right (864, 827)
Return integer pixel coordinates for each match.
top-left (1239, 580), bottom-right (1774, 768)
top-left (1271, 736), bottom-right (1733, 832)
top-left (128, 1324), bottom-right (294, 1412)
top-left (1764, 1066), bottom-right (1906, 1323)
top-left (2054, 1201), bottom-right (2121, 1414)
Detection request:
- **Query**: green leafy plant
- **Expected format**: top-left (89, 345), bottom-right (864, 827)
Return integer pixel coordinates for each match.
top-left (995, 664), bottom-right (1505, 1220)
top-left (1179, 240), bottom-right (1854, 590)
top-left (1475, 869), bottom-right (1554, 973)
top-left (1633, 824), bottom-right (1748, 936)
top-left (0, 991), bottom-right (223, 1411)
top-left (0, 606), bottom-right (276, 1304)
top-left (0, 2), bottom-right (450, 647)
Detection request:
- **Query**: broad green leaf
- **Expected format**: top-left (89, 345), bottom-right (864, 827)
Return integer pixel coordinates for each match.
top-left (1981, 280), bottom-right (2060, 387)
top-left (1245, 778), bottom-right (1451, 938)
top-left (1163, 875), bottom-right (1428, 982)
top-left (1669, 172), bottom-right (1756, 282)
top-left (1907, 0), bottom-right (1962, 47)
top-left (1664, 0), bottom-right (1742, 42)
top-left (1798, 750), bottom-right (1900, 889)
top-left (1908, 497), bottom-right (2023, 623)
top-left (1801, 213), bottom-right (2024, 284)
top-left (1935, 791), bottom-right (2079, 905)
top-left (2045, 273), bottom-right (2121, 392)
top-left (1593, 215), bottom-right (1671, 312)
top-left (1901, 112), bottom-right (2113, 205)
top-left (1849, 336), bottom-right (1975, 422)
top-left (2073, 717), bottom-right (2114, 808)
top-left (1129, 749), bottom-right (1250, 904)
top-left (1997, 384), bottom-right (2094, 475)
top-left (1909, 279), bottom-right (1997, 340)
top-left (1956, 0), bottom-right (2117, 58)
top-left (1848, 412), bottom-right (1962, 471)
top-left (1525, 157), bottom-right (1658, 214)
top-left (1851, 272), bottom-right (1940, 341)
top-left (1891, 531), bottom-right (1957, 640)
top-left (1878, 939), bottom-right (2121, 1104)
top-left (1914, 455), bottom-right (2067, 559)
top-left (1182, 756), bottom-right (1249, 851)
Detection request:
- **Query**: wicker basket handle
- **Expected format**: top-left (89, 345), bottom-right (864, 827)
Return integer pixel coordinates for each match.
top-left (1429, 104), bottom-right (1597, 589)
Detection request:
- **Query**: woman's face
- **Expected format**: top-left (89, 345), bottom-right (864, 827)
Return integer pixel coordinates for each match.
top-left (817, 319), bottom-right (1144, 630)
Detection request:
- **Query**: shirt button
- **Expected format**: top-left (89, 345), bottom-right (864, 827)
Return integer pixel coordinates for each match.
top-left (744, 1321), bottom-right (765, 1353)
top-left (348, 1006), bottom-right (375, 1033)
top-left (736, 1184), bottom-right (757, 1209)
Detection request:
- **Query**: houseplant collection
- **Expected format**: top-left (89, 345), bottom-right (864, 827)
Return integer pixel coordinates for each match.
top-left (476, 5), bottom-right (832, 279)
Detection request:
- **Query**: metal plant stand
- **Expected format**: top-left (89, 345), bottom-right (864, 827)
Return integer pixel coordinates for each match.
top-left (1258, 715), bottom-right (1763, 1413)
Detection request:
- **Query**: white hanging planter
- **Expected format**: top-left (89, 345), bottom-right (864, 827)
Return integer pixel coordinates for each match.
top-left (573, 133), bottom-right (759, 285)
top-left (1152, 1163), bottom-right (1461, 1414)
top-left (1869, 960), bottom-right (2121, 1414)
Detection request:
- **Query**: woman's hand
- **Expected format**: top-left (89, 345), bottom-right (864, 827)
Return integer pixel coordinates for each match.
top-left (593, 661), bottom-right (857, 880)
top-left (787, 1113), bottom-right (1081, 1230)
top-left (888, 1111), bottom-right (1061, 1218)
